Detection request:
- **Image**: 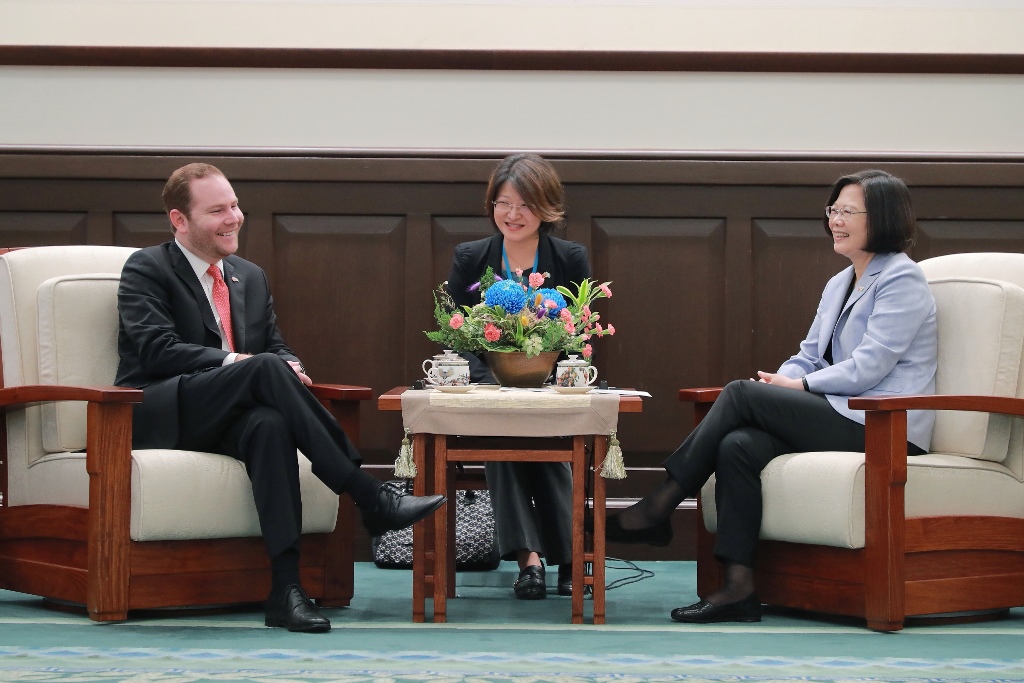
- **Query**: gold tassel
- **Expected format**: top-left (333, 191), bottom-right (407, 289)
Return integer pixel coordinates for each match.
top-left (600, 430), bottom-right (626, 479)
top-left (393, 428), bottom-right (417, 479)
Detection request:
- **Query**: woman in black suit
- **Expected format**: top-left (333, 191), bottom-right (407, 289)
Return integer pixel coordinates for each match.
top-left (446, 154), bottom-right (590, 599)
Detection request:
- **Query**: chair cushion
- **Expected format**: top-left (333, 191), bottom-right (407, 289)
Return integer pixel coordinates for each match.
top-left (36, 274), bottom-right (121, 453)
top-left (701, 451), bottom-right (1024, 548)
top-left (25, 448), bottom-right (339, 541)
top-left (927, 278), bottom-right (1024, 461)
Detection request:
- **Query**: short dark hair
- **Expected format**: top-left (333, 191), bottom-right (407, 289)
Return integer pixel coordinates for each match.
top-left (485, 154), bottom-right (565, 236)
top-left (823, 169), bottom-right (916, 254)
top-left (162, 163), bottom-right (226, 229)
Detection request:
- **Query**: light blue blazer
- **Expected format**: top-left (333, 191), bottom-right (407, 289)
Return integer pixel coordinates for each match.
top-left (777, 251), bottom-right (937, 451)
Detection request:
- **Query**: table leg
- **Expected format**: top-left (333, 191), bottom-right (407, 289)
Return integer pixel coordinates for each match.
top-left (592, 435), bottom-right (608, 624)
top-left (446, 445), bottom-right (458, 599)
top-left (571, 435), bottom-right (586, 624)
top-left (432, 434), bottom-right (449, 623)
top-left (412, 433), bottom-right (429, 623)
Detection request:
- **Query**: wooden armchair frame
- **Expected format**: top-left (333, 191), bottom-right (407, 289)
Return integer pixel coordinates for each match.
top-left (680, 387), bottom-right (1024, 631)
top-left (0, 380), bottom-right (372, 622)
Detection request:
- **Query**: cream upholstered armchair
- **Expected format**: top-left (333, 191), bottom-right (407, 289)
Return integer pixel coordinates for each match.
top-left (682, 252), bottom-right (1024, 631)
top-left (0, 246), bottom-right (372, 621)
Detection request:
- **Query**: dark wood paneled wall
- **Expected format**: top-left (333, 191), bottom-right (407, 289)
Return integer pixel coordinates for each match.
top-left (3, 153), bottom-right (1023, 558)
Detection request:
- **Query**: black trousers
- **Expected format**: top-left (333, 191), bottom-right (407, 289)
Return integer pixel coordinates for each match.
top-left (665, 380), bottom-right (921, 568)
top-left (176, 353), bottom-right (363, 558)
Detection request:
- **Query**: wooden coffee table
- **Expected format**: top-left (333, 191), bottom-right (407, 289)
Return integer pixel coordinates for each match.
top-left (378, 386), bottom-right (642, 624)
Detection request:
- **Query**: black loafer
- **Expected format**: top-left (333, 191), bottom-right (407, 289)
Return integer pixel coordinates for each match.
top-left (265, 584), bottom-right (331, 633)
top-left (670, 593), bottom-right (762, 624)
top-left (513, 565), bottom-right (546, 600)
top-left (361, 483), bottom-right (446, 536)
top-left (557, 564), bottom-right (572, 597)
top-left (605, 514), bottom-right (673, 547)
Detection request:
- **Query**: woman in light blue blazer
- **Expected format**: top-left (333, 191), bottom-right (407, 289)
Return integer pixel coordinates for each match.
top-left (607, 170), bottom-right (937, 624)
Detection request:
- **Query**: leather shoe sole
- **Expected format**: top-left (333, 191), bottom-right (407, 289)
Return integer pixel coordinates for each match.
top-left (265, 584), bottom-right (331, 633)
top-left (605, 514), bottom-right (673, 547)
top-left (670, 593), bottom-right (762, 624)
top-left (362, 488), bottom-right (447, 536)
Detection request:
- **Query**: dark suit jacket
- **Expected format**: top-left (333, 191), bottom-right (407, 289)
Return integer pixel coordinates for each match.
top-left (446, 233), bottom-right (591, 382)
top-left (115, 241), bottom-right (298, 449)
top-left (447, 233), bottom-right (591, 309)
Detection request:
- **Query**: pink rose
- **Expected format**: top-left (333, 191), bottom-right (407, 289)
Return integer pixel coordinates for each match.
top-left (559, 308), bottom-right (572, 323)
top-left (594, 323), bottom-right (603, 334)
top-left (544, 299), bottom-right (558, 309)
top-left (529, 272), bottom-right (545, 288)
top-left (582, 344), bottom-right (593, 359)
top-left (606, 324), bottom-right (615, 335)
top-left (581, 305), bottom-right (591, 322)
top-left (484, 323), bottom-right (501, 342)
top-left (449, 313), bottom-right (465, 330)
top-left (564, 321), bottom-right (576, 335)
top-left (599, 284), bottom-right (613, 298)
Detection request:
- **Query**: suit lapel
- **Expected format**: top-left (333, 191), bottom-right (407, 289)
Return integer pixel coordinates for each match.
top-left (170, 243), bottom-right (219, 338)
top-left (486, 235), bottom-right (504, 275)
top-left (224, 258), bottom-right (246, 352)
top-left (825, 253), bottom-right (893, 358)
top-left (840, 252), bottom-right (890, 317)
top-left (536, 235), bottom-right (555, 275)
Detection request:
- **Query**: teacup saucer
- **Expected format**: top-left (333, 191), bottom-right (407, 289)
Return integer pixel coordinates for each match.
top-left (432, 384), bottom-right (475, 393)
top-left (551, 386), bottom-right (594, 394)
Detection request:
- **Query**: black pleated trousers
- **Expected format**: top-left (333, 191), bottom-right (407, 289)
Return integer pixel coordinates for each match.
top-left (175, 353), bottom-right (363, 558)
top-left (664, 380), bottom-right (875, 567)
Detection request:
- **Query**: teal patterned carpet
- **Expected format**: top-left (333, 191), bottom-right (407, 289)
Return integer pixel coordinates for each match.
top-left (2, 561), bottom-right (1023, 682)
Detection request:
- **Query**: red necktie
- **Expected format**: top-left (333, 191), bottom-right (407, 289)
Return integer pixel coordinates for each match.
top-left (207, 264), bottom-right (236, 352)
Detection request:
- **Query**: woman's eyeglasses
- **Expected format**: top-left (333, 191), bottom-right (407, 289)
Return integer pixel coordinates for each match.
top-left (825, 206), bottom-right (867, 220)
top-left (493, 200), bottom-right (534, 215)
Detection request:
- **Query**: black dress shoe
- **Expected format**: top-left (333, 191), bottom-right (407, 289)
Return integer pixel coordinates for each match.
top-left (605, 514), bottom-right (673, 547)
top-left (670, 593), bottom-right (762, 624)
top-left (361, 483), bottom-right (446, 536)
top-left (265, 584), bottom-right (331, 633)
top-left (513, 565), bottom-right (546, 600)
top-left (557, 564), bottom-right (573, 597)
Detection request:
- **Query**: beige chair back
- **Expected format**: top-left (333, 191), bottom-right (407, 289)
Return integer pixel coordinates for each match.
top-left (920, 253), bottom-right (1024, 479)
top-left (0, 246), bottom-right (137, 501)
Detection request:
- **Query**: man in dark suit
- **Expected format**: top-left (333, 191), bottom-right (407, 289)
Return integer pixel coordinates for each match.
top-left (115, 163), bottom-right (444, 633)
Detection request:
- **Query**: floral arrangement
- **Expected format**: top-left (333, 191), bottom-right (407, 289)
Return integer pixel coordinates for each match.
top-left (426, 267), bottom-right (615, 358)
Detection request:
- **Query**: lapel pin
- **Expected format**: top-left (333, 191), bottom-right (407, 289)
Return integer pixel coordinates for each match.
top-left (231, 276), bottom-right (239, 282)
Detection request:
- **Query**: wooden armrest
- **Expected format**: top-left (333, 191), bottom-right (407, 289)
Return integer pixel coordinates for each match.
top-left (308, 384), bottom-right (373, 402)
top-left (0, 384), bottom-right (143, 410)
top-left (678, 387), bottom-right (724, 403)
top-left (850, 393), bottom-right (1024, 418)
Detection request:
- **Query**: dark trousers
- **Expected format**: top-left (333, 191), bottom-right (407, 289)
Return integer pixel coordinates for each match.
top-left (665, 380), bottom-right (920, 568)
top-left (486, 461), bottom-right (573, 566)
top-left (176, 353), bottom-right (362, 558)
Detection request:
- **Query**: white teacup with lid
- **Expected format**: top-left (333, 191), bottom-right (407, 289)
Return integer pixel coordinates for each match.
top-left (555, 355), bottom-right (598, 388)
top-left (422, 351), bottom-right (471, 386)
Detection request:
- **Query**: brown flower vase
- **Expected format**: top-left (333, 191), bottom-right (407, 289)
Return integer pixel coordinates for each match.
top-left (484, 351), bottom-right (560, 388)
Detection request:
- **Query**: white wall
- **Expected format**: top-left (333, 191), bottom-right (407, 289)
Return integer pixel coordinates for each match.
top-left (3, 1), bottom-right (1023, 53)
top-left (2, 67), bottom-right (1022, 154)
top-left (2, 1), bottom-right (1022, 155)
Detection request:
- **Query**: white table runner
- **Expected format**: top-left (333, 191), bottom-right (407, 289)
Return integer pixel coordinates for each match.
top-left (401, 388), bottom-right (621, 437)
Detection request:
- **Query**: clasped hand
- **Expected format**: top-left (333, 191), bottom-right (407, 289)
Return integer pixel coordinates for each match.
top-left (751, 371), bottom-right (804, 391)
top-left (234, 354), bottom-right (312, 386)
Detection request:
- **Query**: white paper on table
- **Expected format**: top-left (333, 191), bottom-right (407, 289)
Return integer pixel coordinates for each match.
top-left (590, 389), bottom-right (651, 397)
top-left (496, 387), bottom-right (650, 397)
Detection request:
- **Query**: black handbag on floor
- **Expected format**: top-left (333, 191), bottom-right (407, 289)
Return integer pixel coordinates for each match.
top-left (372, 485), bottom-right (500, 571)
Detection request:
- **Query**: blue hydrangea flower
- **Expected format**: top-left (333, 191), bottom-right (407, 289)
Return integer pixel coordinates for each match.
top-left (484, 279), bottom-right (528, 313)
top-left (535, 288), bottom-right (567, 318)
